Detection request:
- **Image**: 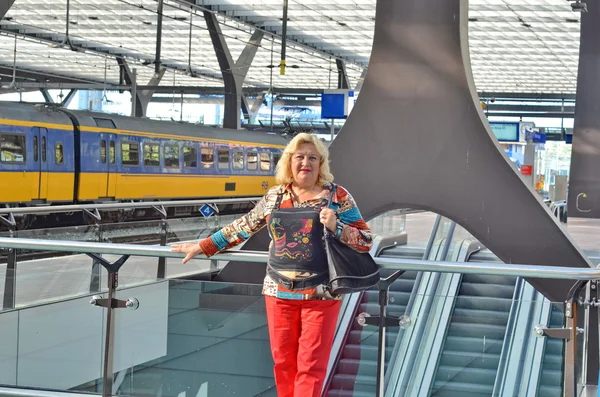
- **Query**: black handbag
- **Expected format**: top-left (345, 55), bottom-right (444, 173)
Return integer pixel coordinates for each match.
top-left (324, 185), bottom-right (380, 295)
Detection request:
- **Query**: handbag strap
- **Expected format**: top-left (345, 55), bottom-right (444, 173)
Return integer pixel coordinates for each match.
top-left (326, 183), bottom-right (337, 209)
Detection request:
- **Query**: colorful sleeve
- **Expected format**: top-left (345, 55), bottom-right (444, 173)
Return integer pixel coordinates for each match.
top-left (198, 186), bottom-right (279, 257)
top-left (335, 186), bottom-right (373, 253)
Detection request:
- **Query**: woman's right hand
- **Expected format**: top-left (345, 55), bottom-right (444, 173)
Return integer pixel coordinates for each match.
top-left (171, 243), bottom-right (205, 264)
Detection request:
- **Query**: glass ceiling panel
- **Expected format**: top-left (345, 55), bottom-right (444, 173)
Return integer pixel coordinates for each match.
top-left (0, 0), bottom-right (582, 94)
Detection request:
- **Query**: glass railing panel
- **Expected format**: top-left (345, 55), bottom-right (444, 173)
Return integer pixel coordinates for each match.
top-left (367, 209), bottom-right (406, 236)
top-left (106, 279), bottom-right (275, 397)
top-left (0, 215), bottom-right (241, 309)
top-left (0, 293), bottom-right (104, 394)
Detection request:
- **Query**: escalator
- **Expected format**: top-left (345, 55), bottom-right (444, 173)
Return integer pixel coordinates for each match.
top-left (429, 273), bottom-right (518, 396)
top-left (536, 303), bottom-right (565, 397)
top-left (327, 270), bottom-right (419, 397)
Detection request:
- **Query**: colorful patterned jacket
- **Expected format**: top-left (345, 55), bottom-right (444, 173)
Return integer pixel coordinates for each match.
top-left (198, 182), bottom-right (373, 299)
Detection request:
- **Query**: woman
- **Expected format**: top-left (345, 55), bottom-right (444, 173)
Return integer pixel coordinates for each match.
top-left (172, 133), bottom-right (373, 397)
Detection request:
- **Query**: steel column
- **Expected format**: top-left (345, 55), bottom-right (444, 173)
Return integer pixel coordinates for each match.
top-left (155, 0), bottom-right (164, 73)
top-left (568, 0), bottom-right (600, 218)
top-left (2, 229), bottom-right (16, 310)
top-left (204, 11), bottom-right (264, 129)
top-left (326, 0), bottom-right (591, 302)
top-left (584, 280), bottom-right (599, 386)
top-left (336, 59), bottom-right (350, 89)
top-left (280, 0), bottom-right (288, 75)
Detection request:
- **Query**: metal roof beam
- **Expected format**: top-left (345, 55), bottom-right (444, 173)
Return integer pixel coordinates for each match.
top-left (336, 59), bottom-right (350, 89)
top-left (117, 56), bottom-right (166, 117)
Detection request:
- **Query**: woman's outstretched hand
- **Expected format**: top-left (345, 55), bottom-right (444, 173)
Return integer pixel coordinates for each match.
top-left (171, 243), bottom-right (205, 264)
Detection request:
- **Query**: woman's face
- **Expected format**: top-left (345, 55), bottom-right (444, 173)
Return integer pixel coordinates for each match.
top-left (290, 143), bottom-right (321, 188)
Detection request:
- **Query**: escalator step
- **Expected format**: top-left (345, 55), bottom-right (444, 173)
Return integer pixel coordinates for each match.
top-left (447, 322), bottom-right (507, 339)
top-left (347, 329), bottom-right (398, 347)
top-left (537, 385), bottom-right (562, 397)
top-left (327, 390), bottom-right (376, 397)
top-left (343, 344), bottom-right (393, 361)
top-left (337, 358), bottom-right (378, 377)
top-left (331, 374), bottom-right (376, 394)
top-left (443, 336), bottom-right (503, 354)
top-left (430, 380), bottom-right (493, 397)
top-left (458, 283), bottom-right (515, 299)
top-left (456, 274), bottom-right (516, 285)
top-left (454, 296), bottom-right (512, 312)
top-left (539, 369), bottom-right (563, 387)
top-left (439, 350), bottom-right (500, 369)
top-left (451, 308), bottom-right (509, 325)
top-left (434, 365), bottom-right (497, 385)
top-left (545, 339), bottom-right (564, 356)
top-left (358, 302), bottom-right (406, 317)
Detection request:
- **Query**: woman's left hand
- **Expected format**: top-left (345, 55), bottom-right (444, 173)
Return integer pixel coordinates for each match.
top-left (320, 207), bottom-right (337, 233)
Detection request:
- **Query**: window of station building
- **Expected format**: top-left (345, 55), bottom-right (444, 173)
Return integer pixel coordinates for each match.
top-left (218, 149), bottom-right (230, 170)
top-left (143, 143), bottom-right (160, 167)
top-left (100, 140), bottom-right (107, 164)
top-left (201, 147), bottom-right (214, 169)
top-left (55, 143), bottom-right (64, 165)
top-left (260, 152), bottom-right (271, 171)
top-left (183, 147), bottom-right (197, 168)
top-left (0, 134), bottom-right (26, 163)
top-left (273, 151), bottom-right (282, 167)
top-left (109, 141), bottom-right (115, 164)
top-left (247, 151), bottom-right (258, 171)
top-left (33, 136), bottom-right (38, 162)
top-left (164, 145), bottom-right (180, 168)
top-left (121, 142), bottom-right (139, 166)
top-left (233, 150), bottom-right (244, 170)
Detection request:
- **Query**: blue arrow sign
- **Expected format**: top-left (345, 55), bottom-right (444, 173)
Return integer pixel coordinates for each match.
top-left (200, 204), bottom-right (215, 218)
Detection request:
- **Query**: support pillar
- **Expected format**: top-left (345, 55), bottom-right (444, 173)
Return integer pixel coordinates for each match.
top-left (117, 57), bottom-right (165, 117)
top-left (40, 88), bottom-right (55, 104)
top-left (204, 12), bottom-right (264, 129)
top-left (568, 0), bottom-right (600, 218)
top-left (336, 59), bottom-right (350, 89)
top-left (326, 0), bottom-right (591, 302)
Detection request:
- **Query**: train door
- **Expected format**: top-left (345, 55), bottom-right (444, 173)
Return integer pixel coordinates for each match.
top-left (105, 134), bottom-right (117, 198)
top-left (37, 127), bottom-right (49, 200)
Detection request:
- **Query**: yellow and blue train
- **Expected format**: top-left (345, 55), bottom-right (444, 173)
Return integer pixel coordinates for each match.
top-left (0, 102), bottom-right (288, 207)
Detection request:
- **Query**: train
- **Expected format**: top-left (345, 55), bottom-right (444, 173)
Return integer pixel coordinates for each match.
top-left (0, 102), bottom-right (289, 225)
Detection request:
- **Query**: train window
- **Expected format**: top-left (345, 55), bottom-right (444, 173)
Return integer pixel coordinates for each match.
top-left (101, 140), bottom-right (107, 164)
top-left (41, 137), bottom-right (46, 162)
top-left (201, 147), bottom-right (214, 169)
top-left (55, 143), bottom-right (64, 165)
top-left (233, 150), bottom-right (244, 170)
top-left (109, 141), bottom-right (115, 164)
top-left (218, 149), bottom-right (230, 170)
top-left (121, 142), bottom-right (139, 166)
top-left (260, 152), bottom-right (271, 171)
top-left (164, 145), bottom-right (179, 168)
top-left (183, 147), bottom-right (197, 168)
top-left (273, 151), bottom-right (282, 167)
top-left (143, 144), bottom-right (160, 167)
top-left (33, 136), bottom-right (38, 162)
top-left (247, 151), bottom-right (258, 171)
top-left (0, 134), bottom-right (26, 163)
top-left (94, 118), bottom-right (116, 129)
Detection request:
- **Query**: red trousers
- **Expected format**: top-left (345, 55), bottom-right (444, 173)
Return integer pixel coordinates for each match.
top-left (265, 296), bottom-right (341, 397)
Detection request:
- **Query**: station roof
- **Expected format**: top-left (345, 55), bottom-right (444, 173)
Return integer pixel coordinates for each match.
top-left (0, 0), bottom-right (581, 95)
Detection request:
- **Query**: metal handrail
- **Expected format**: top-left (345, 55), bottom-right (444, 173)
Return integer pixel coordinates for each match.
top-left (0, 237), bottom-right (599, 280)
top-left (0, 197), bottom-right (262, 216)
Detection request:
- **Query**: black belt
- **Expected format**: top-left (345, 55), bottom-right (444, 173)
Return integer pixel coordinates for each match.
top-left (267, 264), bottom-right (329, 290)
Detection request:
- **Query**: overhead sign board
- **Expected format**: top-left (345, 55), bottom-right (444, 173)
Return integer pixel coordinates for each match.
top-left (489, 122), bottom-right (520, 142)
top-left (321, 89), bottom-right (353, 119)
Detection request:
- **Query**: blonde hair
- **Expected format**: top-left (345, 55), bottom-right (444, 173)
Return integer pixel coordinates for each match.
top-left (275, 133), bottom-right (334, 186)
